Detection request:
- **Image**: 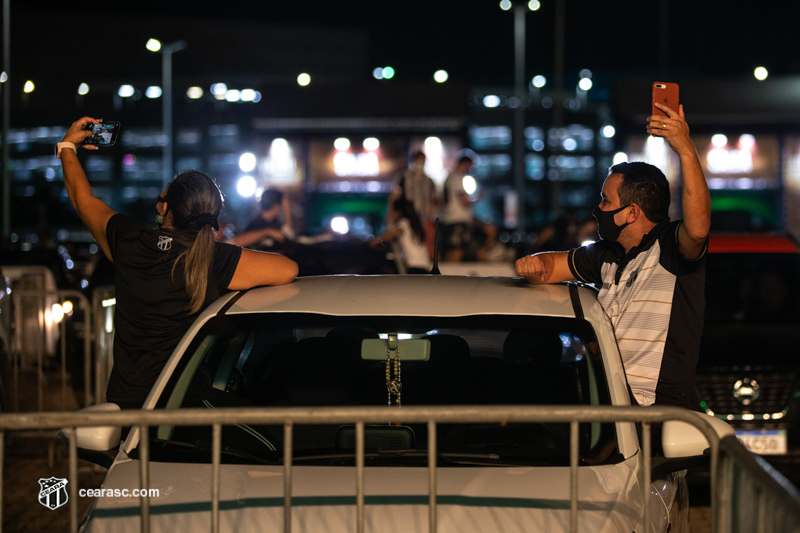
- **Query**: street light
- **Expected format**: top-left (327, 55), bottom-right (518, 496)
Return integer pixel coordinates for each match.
top-left (147, 38), bottom-right (187, 187)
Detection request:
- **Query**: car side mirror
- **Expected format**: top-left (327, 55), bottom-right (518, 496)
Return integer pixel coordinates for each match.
top-left (59, 403), bottom-right (122, 468)
top-left (662, 413), bottom-right (735, 458)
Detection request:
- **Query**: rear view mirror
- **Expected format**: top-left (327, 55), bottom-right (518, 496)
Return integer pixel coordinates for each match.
top-left (662, 413), bottom-right (734, 458)
top-left (361, 338), bottom-right (430, 361)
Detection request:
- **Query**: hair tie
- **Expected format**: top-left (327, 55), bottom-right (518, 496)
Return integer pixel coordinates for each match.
top-left (183, 213), bottom-right (219, 231)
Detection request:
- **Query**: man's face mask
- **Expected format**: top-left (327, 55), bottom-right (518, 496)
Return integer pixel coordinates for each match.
top-left (592, 204), bottom-right (631, 242)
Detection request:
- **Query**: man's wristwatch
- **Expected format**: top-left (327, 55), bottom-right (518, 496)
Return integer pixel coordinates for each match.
top-left (54, 142), bottom-right (77, 159)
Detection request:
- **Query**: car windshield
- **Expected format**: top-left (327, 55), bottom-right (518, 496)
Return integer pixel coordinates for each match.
top-left (702, 253), bottom-right (800, 366)
top-left (144, 313), bottom-right (619, 467)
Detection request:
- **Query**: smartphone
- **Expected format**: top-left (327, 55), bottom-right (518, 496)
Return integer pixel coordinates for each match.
top-left (83, 121), bottom-right (121, 146)
top-left (651, 82), bottom-right (679, 117)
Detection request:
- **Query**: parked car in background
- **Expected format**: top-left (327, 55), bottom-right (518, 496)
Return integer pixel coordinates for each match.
top-left (74, 275), bottom-right (730, 532)
top-left (696, 233), bottom-right (800, 481)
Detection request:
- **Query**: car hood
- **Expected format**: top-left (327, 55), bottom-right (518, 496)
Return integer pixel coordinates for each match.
top-left (83, 453), bottom-right (667, 533)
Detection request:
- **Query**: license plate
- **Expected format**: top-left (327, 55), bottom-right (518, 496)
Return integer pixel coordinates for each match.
top-left (735, 429), bottom-right (787, 455)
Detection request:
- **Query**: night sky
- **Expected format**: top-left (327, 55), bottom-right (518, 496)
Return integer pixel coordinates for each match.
top-left (11, 0), bottom-right (800, 90)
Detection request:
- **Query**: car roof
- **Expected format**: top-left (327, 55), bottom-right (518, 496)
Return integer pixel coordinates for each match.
top-left (708, 233), bottom-right (799, 254)
top-left (223, 275), bottom-right (586, 319)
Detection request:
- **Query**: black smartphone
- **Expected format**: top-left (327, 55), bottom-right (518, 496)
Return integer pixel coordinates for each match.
top-left (83, 121), bottom-right (121, 146)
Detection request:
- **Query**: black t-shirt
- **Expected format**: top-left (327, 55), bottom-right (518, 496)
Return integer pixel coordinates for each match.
top-left (244, 215), bottom-right (282, 232)
top-left (105, 214), bottom-right (241, 405)
top-left (567, 219), bottom-right (707, 409)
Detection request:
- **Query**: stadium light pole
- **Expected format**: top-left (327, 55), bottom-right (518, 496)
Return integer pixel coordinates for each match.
top-left (147, 39), bottom-right (187, 187)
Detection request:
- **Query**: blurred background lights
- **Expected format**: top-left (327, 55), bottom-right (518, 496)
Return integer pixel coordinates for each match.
top-left (483, 95), bottom-right (501, 108)
top-left (433, 70), bottom-right (448, 83)
top-left (602, 125), bottom-right (616, 138)
top-left (123, 154), bottom-right (136, 166)
top-left (239, 152), bottom-right (257, 172)
top-left (334, 137), bottom-right (351, 151)
top-left (613, 152), bottom-right (629, 164)
top-left (532, 75), bottom-right (546, 88)
top-left (62, 301), bottom-right (74, 315)
top-left (145, 86), bottom-right (162, 99)
top-left (211, 83), bottom-right (227, 99)
top-left (297, 73), bottom-right (311, 86)
top-left (363, 137), bottom-right (380, 151)
top-left (578, 78), bottom-right (593, 91)
top-left (579, 69), bottom-right (593, 79)
top-left (331, 216), bottom-right (349, 235)
top-left (236, 176), bottom-right (257, 197)
top-left (739, 133), bottom-right (756, 149)
top-left (51, 303), bottom-right (64, 324)
top-left (372, 67), bottom-right (384, 80)
top-left (118, 85), bottom-right (135, 97)
top-left (528, 0), bottom-right (541, 10)
top-left (500, 0), bottom-right (512, 10)
top-left (225, 89), bottom-right (241, 102)
top-left (711, 134), bottom-right (728, 147)
top-left (382, 66), bottom-right (395, 79)
top-left (0, 71), bottom-right (7, 83)
top-left (146, 38), bottom-right (161, 52)
top-left (78, 83), bottom-right (90, 95)
top-left (23, 80), bottom-right (34, 93)
top-left (754, 66), bottom-right (768, 81)
top-left (462, 175), bottom-right (477, 195)
top-left (186, 86), bottom-right (203, 99)
top-left (240, 89), bottom-right (257, 102)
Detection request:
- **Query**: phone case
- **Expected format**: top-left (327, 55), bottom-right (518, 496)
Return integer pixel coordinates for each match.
top-left (652, 82), bottom-right (679, 117)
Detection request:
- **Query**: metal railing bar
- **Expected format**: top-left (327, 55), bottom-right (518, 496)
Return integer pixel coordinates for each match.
top-left (68, 427), bottom-right (79, 533)
top-left (356, 421), bottom-right (365, 533)
top-left (428, 419), bottom-right (437, 533)
top-left (0, 405), bottom-right (724, 433)
top-left (569, 420), bottom-right (578, 533)
top-left (283, 421), bottom-right (293, 533)
top-left (139, 425), bottom-right (150, 533)
top-left (212, 423), bottom-right (221, 533)
top-left (642, 421), bottom-right (651, 532)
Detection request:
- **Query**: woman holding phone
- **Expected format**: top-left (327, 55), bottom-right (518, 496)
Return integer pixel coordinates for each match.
top-left (57, 116), bottom-right (299, 409)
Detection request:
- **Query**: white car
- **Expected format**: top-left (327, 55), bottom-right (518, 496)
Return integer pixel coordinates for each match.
top-left (76, 275), bottom-right (730, 532)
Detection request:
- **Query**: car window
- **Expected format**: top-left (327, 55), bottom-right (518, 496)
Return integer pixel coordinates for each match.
top-left (146, 314), bottom-right (619, 467)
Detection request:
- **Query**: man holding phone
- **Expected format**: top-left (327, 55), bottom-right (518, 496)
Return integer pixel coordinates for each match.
top-left (516, 101), bottom-right (711, 410)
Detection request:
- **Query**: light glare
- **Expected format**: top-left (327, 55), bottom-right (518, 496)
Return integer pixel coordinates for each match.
top-left (711, 134), bottom-right (728, 147)
top-left (0, 72), bottom-right (7, 83)
top-left (462, 175), bottom-right (477, 195)
top-left (186, 86), bottom-right (204, 99)
top-left (612, 152), bottom-right (629, 164)
top-left (382, 66), bottom-right (395, 79)
top-left (483, 95), bottom-right (501, 108)
top-left (528, 0), bottom-right (541, 10)
top-left (578, 78), bottom-right (593, 91)
top-left (145, 86), bottom-right (162, 98)
top-left (602, 125), bottom-right (616, 138)
top-left (363, 137), bottom-right (380, 151)
top-left (372, 67), bottom-right (384, 80)
top-left (118, 85), bottom-right (135, 97)
top-left (239, 152), bottom-right (257, 172)
top-left (297, 73), bottom-right (311, 86)
top-left (52, 303), bottom-right (64, 324)
top-left (331, 216), bottom-right (349, 235)
top-left (500, 0), bottom-right (512, 10)
top-left (433, 70), bottom-right (448, 83)
top-left (237, 176), bottom-right (257, 197)
top-left (240, 89), bottom-right (257, 101)
top-left (23, 80), bottom-right (35, 93)
top-left (754, 66), bottom-right (768, 81)
top-left (334, 138), bottom-right (351, 151)
top-left (78, 83), bottom-right (90, 95)
top-left (532, 75), bottom-right (546, 88)
top-left (146, 38), bottom-right (162, 52)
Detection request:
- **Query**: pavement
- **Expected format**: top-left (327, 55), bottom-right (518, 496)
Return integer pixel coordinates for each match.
top-left (0, 370), bottom-right (713, 532)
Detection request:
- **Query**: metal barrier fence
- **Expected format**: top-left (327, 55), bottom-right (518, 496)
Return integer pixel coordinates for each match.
top-left (11, 289), bottom-right (92, 411)
top-left (2, 405), bottom-right (800, 533)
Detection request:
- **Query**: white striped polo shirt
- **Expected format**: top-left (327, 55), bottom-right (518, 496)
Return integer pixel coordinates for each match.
top-left (568, 219), bottom-right (707, 409)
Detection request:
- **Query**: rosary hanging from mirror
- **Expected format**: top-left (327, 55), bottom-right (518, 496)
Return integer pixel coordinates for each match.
top-left (386, 346), bottom-right (402, 407)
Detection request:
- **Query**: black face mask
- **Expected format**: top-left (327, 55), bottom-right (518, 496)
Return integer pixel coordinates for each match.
top-left (592, 204), bottom-right (631, 242)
